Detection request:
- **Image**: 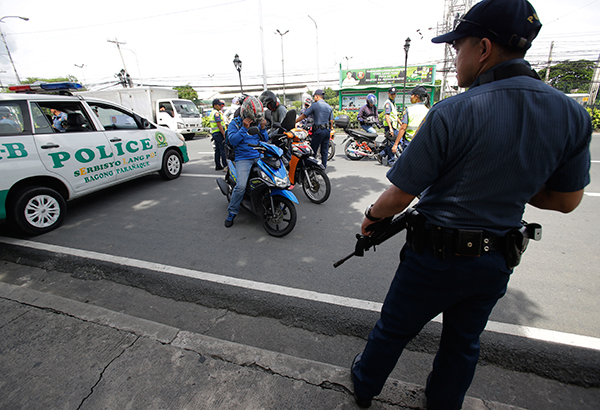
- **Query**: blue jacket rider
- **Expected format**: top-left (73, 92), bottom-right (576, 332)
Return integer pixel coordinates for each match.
top-left (224, 96), bottom-right (269, 227)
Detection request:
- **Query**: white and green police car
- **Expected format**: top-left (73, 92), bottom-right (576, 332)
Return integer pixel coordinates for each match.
top-left (0, 82), bottom-right (189, 235)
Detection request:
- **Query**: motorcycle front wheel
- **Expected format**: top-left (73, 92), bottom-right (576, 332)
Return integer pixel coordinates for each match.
top-left (301, 167), bottom-right (331, 204)
top-left (261, 195), bottom-right (297, 237)
top-left (344, 140), bottom-right (364, 161)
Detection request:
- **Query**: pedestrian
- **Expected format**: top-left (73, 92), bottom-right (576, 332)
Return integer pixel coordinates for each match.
top-left (357, 94), bottom-right (380, 134)
top-left (350, 0), bottom-right (592, 409)
top-left (224, 96), bottom-right (241, 123)
top-left (50, 108), bottom-right (68, 132)
top-left (223, 96), bottom-right (269, 228)
top-left (208, 99), bottom-right (227, 171)
top-left (382, 88), bottom-right (400, 166)
top-left (392, 86), bottom-right (430, 153)
top-left (295, 89), bottom-right (333, 168)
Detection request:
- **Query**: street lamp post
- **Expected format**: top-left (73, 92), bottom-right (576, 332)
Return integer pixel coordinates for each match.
top-left (0, 16), bottom-right (29, 85)
top-left (403, 37), bottom-right (411, 109)
top-left (275, 29), bottom-right (289, 106)
top-left (343, 56), bottom-right (353, 70)
top-left (308, 15), bottom-right (320, 88)
top-left (233, 54), bottom-right (243, 94)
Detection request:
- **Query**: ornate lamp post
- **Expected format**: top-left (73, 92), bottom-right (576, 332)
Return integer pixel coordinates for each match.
top-left (233, 54), bottom-right (243, 94)
top-left (403, 37), bottom-right (411, 108)
top-left (0, 15), bottom-right (29, 85)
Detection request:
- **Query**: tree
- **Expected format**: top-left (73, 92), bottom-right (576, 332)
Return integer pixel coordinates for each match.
top-left (174, 85), bottom-right (198, 101)
top-left (22, 76), bottom-right (79, 85)
top-left (537, 60), bottom-right (595, 93)
top-left (324, 87), bottom-right (339, 108)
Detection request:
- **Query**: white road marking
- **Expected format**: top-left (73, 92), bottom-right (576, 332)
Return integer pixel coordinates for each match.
top-left (2, 236), bottom-right (599, 352)
top-left (182, 173), bottom-right (224, 178)
top-left (585, 193), bottom-right (600, 197)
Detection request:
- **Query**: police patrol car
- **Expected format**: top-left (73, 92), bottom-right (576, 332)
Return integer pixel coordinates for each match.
top-left (0, 82), bottom-right (189, 235)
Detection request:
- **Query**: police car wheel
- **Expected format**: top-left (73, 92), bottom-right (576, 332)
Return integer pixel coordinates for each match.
top-left (159, 149), bottom-right (183, 180)
top-left (10, 186), bottom-right (66, 235)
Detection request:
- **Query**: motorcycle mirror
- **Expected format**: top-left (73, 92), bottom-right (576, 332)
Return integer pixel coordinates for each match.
top-left (247, 126), bottom-right (260, 135)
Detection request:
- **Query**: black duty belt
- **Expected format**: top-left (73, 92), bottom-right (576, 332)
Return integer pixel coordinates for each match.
top-left (315, 124), bottom-right (329, 130)
top-left (425, 226), bottom-right (504, 258)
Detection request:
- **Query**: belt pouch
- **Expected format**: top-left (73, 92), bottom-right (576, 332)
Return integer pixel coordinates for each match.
top-left (455, 230), bottom-right (483, 256)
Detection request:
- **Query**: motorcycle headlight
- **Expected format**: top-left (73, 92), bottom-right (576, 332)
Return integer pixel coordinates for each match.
top-left (274, 174), bottom-right (290, 188)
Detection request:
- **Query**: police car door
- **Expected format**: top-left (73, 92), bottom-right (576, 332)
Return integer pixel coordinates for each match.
top-left (30, 100), bottom-right (117, 193)
top-left (86, 101), bottom-right (159, 180)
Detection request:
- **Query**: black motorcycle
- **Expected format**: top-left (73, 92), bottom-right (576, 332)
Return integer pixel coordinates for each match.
top-left (336, 115), bottom-right (399, 163)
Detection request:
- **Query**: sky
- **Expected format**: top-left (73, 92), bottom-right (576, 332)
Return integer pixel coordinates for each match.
top-left (0, 0), bottom-right (599, 93)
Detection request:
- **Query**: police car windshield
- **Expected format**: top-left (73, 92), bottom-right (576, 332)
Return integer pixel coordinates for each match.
top-left (174, 100), bottom-right (200, 117)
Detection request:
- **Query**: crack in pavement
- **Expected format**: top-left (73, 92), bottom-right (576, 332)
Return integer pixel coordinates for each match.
top-left (76, 335), bottom-right (140, 410)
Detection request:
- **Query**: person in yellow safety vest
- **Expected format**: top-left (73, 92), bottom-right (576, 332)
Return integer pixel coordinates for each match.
top-left (381, 87), bottom-right (400, 166)
top-left (209, 99), bottom-right (227, 171)
top-left (392, 86), bottom-right (431, 154)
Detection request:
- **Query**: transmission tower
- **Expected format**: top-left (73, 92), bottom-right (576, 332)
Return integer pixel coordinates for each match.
top-left (437, 0), bottom-right (474, 99)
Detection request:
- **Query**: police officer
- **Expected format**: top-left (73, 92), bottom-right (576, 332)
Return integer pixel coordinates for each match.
top-left (295, 89), bottom-right (333, 168)
top-left (392, 86), bottom-right (430, 153)
top-left (350, 0), bottom-right (592, 409)
top-left (208, 99), bottom-right (227, 170)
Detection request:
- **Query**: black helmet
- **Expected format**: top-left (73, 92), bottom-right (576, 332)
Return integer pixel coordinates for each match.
top-left (259, 90), bottom-right (278, 111)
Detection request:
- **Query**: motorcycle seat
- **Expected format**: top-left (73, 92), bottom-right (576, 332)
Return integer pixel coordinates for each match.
top-left (350, 129), bottom-right (378, 140)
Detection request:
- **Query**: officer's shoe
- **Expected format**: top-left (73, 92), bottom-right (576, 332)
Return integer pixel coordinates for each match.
top-left (351, 353), bottom-right (372, 408)
top-left (224, 213), bottom-right (236, 227)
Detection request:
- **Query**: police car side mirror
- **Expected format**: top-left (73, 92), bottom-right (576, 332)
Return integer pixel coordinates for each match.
top-left (142, 119), bottom-right (151, 129)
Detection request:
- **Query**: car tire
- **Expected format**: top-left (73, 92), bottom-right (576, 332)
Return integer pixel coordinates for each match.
top-left (159, 149), bottom-right (183, 180)
top-left (9, 186), bottom-right (67, 235)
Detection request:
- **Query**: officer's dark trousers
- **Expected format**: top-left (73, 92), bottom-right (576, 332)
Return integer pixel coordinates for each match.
top-left (352, 244), bottom-right (510, 410)
top-left (212, 131), bottom-right (226, 169)
top-left (310, 128), bottom-right (329, 168)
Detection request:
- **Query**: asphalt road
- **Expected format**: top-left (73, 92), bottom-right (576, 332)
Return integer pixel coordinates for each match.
top-left (1, 132), bottom-right (598, 343)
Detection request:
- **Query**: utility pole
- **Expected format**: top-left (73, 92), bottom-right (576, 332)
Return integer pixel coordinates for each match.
top-left (258, 0), bottom-right (267, 91)
top-left (107, 38), bottom-right (129, 77)
top-left (276, 29), bottom-right (289, 106)
top-left (545, 41), bottom-right (554, 84)
top-left (589, 53), bottom-right (600, 106)
top-left (438, 0), bottom-right (474, 100)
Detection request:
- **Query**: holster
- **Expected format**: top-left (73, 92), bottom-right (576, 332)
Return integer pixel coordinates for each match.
top-left (405, 209), bottom-right (427, 254)
top-left (504, 227), bottom-right (529, 270)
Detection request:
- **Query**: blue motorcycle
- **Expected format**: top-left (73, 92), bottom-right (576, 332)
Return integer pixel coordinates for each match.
top-left (217, 134), bottom-right (298, 237)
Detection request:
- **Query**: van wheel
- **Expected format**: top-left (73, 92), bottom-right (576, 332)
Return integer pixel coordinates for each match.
top-left (9, 186), bottom-right (66, 235)
top-left (159, 149), bottom-right (183, 180)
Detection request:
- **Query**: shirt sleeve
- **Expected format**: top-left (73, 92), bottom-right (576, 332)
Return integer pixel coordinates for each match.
top-left (544, 107), bottom-right (592, 192)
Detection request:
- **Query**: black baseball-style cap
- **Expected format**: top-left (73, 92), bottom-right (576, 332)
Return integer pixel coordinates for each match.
top-left (411, 86), bottom-right (429, 97)
top-left (212, 99), bottom-right (224, 106)
top-left (388, 87), bottom-right (397, 94)
top-left (432, 0), bottom-right (542, 50)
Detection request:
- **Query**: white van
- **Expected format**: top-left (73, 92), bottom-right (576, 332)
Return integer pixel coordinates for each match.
top-left (0, 82), bottom-right (189, 235)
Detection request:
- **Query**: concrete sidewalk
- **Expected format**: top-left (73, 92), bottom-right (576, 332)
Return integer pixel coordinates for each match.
top-left (0, 281), bottom-right (522, 410)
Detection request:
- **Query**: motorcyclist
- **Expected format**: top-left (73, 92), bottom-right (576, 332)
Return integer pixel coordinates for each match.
top-left (299, 97), bottom-right (313, 127)
top-left (357, 94), bottom-right (380, 134)
top-left (224, 96), bottom-right (269, 228)
top-left (260, 90), bottom-right (288, 127)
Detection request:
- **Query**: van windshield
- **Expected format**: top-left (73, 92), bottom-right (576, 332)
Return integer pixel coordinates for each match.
top-left (174, 100), bottom-right (200, 118)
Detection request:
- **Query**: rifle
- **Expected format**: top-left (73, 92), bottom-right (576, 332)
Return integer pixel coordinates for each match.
top-left (333, 208), bottom-right (415, 268)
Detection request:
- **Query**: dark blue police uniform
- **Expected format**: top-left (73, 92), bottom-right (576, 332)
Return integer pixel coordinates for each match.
top-left (352, 59), bottom-right (592, 409)
top-left (304, 99), bottom-right (333, 168)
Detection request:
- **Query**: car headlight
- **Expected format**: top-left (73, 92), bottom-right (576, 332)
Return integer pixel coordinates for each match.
top-left (177, 122), bottom-right (185, 129)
